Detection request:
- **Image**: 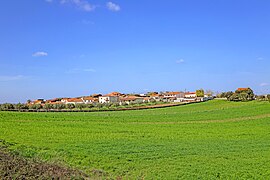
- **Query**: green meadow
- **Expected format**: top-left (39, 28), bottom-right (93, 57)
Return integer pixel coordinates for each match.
top-left (1, 100), bottom-right (270, 179)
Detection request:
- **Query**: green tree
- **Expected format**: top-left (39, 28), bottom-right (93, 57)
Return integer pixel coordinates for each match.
top-left (267, 94), bottom-right (270, 102)
top-left (15, 103), bottom-right (24, 110)
top-left (196, 89), bottom-right (204, 97)
top-left (43, 103), bottom-right (53, 111)
top-left (1, 103), bottom-right (14, 110)
top-left (66, 103), bottom-right (75, 110)
top-left (75, 103), bottom-right (85, 110)
top-left (30, 104), bottom-right (42, 110)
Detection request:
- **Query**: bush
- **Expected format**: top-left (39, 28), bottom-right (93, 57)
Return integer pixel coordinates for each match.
top-left (14, 103), bottom-right (28, 110)
top-left (43, 103), bottom-right (53, 110)
top-left (52, 104), bottom-right (65, 110)
top-left (66, 103), bottom-right (75, 110)
top-left (267, 94), bottom-right (270, 102)
top-left (75, 103), bottom-right (86, 110)
top-left (86, 104), bottom-right (94, 109)
top-left (0, 103), bottom-right (14, 110)
top-left (29, 104), bottom-right (42, 110)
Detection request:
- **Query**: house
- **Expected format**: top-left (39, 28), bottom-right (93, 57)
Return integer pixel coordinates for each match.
top-left (106, 92), bottom-right (123, 97)
top-left (237, 88), bottom-right (249, 91)
top-left (163, 92), bottom-right (182, 98)
top-left (184, 92), bottom-right (196, 98)
top-left (120, 96), bottom-right (144, 105)
top-left (162, 97), bottom-right (176, 102)
top-left (46, 98), bottom-right (62, 104)
top-left (162, 92), bottom-right (185, 102)
top-left (62, 98), bottom-right (84, 104)
top-left (81, 96), bottom-right (96, 104)
top-left (143, 97), bottom-right (152, 103)
top-left (150, 94), bottom-right (162, 101)
top-left (29, 99), bottom-right (45, 105)
top-left (183, 92), bottom-right (197, 102)
top-left (99, 95), bottom-right (120, 103)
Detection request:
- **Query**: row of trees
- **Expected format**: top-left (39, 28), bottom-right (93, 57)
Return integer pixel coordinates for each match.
top-left (0, 100), bottom-right (162, 111)
top-left (256, 94), bottom-right (270, 101)
top-left (217, 88), bottom-right (270, 102)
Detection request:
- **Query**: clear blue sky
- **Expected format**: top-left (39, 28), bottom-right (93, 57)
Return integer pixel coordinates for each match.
top-left (1, 0), bottom-right (270, 103)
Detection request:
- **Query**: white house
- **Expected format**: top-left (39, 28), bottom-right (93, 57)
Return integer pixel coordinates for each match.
top-left (99, 96), bottom-right (120, 103)
top-left (82, 96), bottom-right (95, 104)
top-left (184, 92), bottom-right (197, 98)
top-left (61, 98), bottom-right (84, 104)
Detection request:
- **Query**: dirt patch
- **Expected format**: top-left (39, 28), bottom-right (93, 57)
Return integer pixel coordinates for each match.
top-left (130, 113), bottom-right (270, 125)
top-left (0, 146), bottom-right (89, 179)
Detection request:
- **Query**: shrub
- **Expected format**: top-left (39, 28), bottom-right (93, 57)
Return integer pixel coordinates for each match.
top-left (0, 103), bottom-right (14, 110)
top-left (66, 103), bottom-right (75, 110)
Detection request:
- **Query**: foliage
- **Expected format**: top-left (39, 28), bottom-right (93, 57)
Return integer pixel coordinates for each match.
top-left (196, 89), bottom-right (204, 97)
top-left (228, 88), bottom-right (254, 102)
top-left (66, 104), bottom-right (75, 110)
top-left (217, 91), bottom-right (233, 98)
top-left (267, 94), bottom-right (270, 102)
top-left (29, 104), bottom-right (42, 110)
top-left (0, 103), bottom-right (14, 110)
top-left (75, 103), bottom-right (85, 110)
top-left (43, 103), bottom-right (53, 110)
top-left (256, 95), bottom-right (267, 101)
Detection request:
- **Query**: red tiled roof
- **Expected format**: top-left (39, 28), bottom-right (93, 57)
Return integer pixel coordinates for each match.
top-left (121, 96), bottom-right (142, 101)
top-left (83, 96), bottom-right (95, 100)
top-left (185, 92), bottom-right (196, 95)
top-left (237, 88), bottom-right (249, 91)
top-left (164, 92), bottom-right (181, 95)
top-left (66, 98), bottom-right (83, 102)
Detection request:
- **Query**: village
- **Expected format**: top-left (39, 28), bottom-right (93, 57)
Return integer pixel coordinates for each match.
top-left (28, 91), bottom-right (213, 106)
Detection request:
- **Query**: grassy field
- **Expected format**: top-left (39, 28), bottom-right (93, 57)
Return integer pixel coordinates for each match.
top-left (1, 100), bottom-right (270, 179)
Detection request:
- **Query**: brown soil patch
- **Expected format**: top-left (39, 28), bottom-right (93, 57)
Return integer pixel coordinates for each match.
top-left (0, 146), bottom-right (88, 179)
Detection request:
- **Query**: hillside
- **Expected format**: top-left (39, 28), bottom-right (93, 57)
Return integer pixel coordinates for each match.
top-left (1, 100), bottom-right (270, 179)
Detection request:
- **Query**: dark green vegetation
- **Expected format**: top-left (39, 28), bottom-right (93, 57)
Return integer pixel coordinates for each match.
top-left (1, 100), bottom-right (270, 179)
top-left (0, 101), bottom-right (167, 111)
top-left (0, 145), bottom-right (87, 179)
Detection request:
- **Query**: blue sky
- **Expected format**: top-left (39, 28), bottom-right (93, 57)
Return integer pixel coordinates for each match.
top-left (0, 0), bottom-right (270, 103)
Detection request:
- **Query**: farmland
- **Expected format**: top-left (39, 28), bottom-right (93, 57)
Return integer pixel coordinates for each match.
top-left (1, 100), bottom-right (270, 179)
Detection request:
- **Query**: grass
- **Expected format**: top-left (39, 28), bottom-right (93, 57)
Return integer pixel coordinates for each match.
top-left (0, 100), bottom-right (270, 179)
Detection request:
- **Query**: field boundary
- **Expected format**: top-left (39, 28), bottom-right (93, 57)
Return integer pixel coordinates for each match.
top-left (0, 101), bottom-right (204, 113)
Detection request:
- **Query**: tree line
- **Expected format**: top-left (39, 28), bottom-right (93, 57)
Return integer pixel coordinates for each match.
top-left (217, 88), bottom-right (270, 102)
top-left (0, 100), bottom-right (164, 111)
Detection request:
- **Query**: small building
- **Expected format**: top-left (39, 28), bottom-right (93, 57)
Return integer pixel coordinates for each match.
top-left (62, 98), bottom-right (84, 104)
top-left (82, 96), bottom-right (95, 104)
top-left (29, 99), bottom-right (45, 105)
top-left (184, 92), bottom-right (197, 98)
top-left (99, 95), bottom-right (120, 103)
top-left (120, 96), bottom-right (144, 105)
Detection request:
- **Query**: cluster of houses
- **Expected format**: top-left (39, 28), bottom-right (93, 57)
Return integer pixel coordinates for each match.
top-left (28, 91), bottom-right (213, 105)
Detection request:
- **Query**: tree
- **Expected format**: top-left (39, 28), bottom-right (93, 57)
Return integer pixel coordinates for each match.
top-left (52, 103), bottom-right (65, 110)
top-left (196, 89), bottom-right (204, 97)
top-left (205, 90), bottom-right (214, 96)
top-left (0, 103), bottom-right (14, 110)
top-left (43, 103), bottom-right (53, 111)
top-left (30, 104), bottom-right (42, 110)
top-left (267, 94), bottom-right (270, 102)
top-left (15, 103), bottom-right (24, 110)
top-left (228, 88), bottom-right (254, 102)
top-left (66, 103), bottom-right (75, 110)
top-left (256, 95), bottom-right (266, 101)
top-left (75, 103), bottom-right (85, 110)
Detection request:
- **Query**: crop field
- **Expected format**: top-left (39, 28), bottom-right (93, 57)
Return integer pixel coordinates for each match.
top-left (1, 100), bottom-right (270, 179)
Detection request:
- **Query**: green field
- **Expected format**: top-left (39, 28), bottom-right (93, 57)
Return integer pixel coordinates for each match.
top-left (1, 100), bottom-right (270, 179)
